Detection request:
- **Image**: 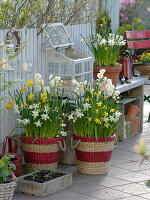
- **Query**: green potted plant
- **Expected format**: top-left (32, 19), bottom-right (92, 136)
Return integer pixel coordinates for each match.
top-left (83, 33), bottom-right (126, 86)
top-left (69, 69), bottom-right (121, 174)
top-left (0, 155), bottom-right (16, 200)
top-left (8, 74), bottom-right (67, 173)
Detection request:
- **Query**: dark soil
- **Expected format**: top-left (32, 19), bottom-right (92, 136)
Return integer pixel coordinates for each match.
top-left (24, 170), bottom-right (65, 183)
top-left (9, 156), bottom-right (17, 161)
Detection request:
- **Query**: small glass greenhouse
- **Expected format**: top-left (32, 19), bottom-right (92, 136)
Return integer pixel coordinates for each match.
top-left (44, 23), bottom-right (93, 99)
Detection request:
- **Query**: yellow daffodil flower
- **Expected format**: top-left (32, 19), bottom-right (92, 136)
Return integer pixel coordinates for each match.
top-left (103, 105), bottom-right (107, 110)
top-left (97, 102), bottom-right (102, 107)
top-left (28, 94), bottom-right (35, 100)
top-left (95, 118), bottom-right (102, 124)
top-left (85, 98), bottom-right (90, 102)
top-left (41, 92), bottom-right (47, 101)
top-left (96, 109), bottom-right (99, 114)
top-left (26, 80), bottom-right (34, 87)
top-left (103, 112), bottom-right (108, 117)
top-left (13, 100), bottom-right (16, 104)
top-left (5, 103), bottom-right (13, 109)
top-left (110, 109), bottom-right (115, 112)
top-left (104, 96), bottom-right (108, 99)
top-left (94, 91), bottom-right (102, 96)
top-left (23, 102), bottom-right (28, 107)
top-left (20, 87), bottom-right (26, 92)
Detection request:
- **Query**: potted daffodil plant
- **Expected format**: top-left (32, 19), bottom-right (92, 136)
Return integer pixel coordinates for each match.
top-left (83, 33), bottom-right (126, 86)
top-left (69, 69), bottom-right (121, 174)
top-left (8, 74), bottom-right (68, 172)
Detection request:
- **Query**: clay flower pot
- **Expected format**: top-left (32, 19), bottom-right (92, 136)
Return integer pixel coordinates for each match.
top-left (127, 104), bottom-right (140, 116)
top-left (133, 63), bottom-right (150, 76)
top-left (93, 65), bottom-right (122, 87)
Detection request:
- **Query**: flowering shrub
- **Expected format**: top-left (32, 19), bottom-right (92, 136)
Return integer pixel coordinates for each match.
top-left (119, 0), bottom-right (136, 24)
top-left (7, 74), bottom-right (67, 138)
top-left (135, 52), bottom-right (150, 64)
top-left (83, 33), bottom-right (126, 67)
top-left (68, 69), bottom-right (121, 138)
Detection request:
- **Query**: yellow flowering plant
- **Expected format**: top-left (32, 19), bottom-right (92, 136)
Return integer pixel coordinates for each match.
top-left (68, 69), bottom-right (121, 138)
top-left (8, 74), bottom-right (68, 138)
top-left (135, 52), bottom-right (150, 64)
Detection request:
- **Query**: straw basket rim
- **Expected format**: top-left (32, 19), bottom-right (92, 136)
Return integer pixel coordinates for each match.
top-left (21, 136), bottom-right (64, 144)
top-left (73, 134), bottom-right (116, 143)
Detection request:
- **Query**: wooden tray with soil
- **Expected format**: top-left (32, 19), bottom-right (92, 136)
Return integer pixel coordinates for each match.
top-left (16, 169), bottom-right (72, 197)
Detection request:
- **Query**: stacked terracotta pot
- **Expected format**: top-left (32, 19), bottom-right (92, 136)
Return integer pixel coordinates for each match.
top-left (126, 104), bottom-right (140, 135)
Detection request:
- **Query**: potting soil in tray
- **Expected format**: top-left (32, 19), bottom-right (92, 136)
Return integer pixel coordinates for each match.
top-left (24, 170), bottom-right (65, 183)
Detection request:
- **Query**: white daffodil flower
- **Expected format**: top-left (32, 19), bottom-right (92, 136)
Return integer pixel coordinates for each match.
top-left (68, 114), bottom-right (74, 121)
top-left (34, 120), bottom-right (42, 127)
top-left (34, 73), bottom-right (41, 80)
top-left (49, 74), bottom-right (53, 81)
top-left (29, 105), bottom-right (34, 109)
top-left (44, 106), bottom-right (50, 113)
top-left (60, 131), bottom-right (67, 136)
top-left (72, 79), bottom-right (79, 86)
top-left (32, 104), bottom-right (39, 110)
top-left (60, 124), bottom-right (66, 128)
top-left (36, 79), bottom-right (44, 86)
top-left (32, 110), bottom-right (39, 118)
top-left (114, 90), bottom-right (120, 96)
top-left (17, 119), bottom-right (23, 124)
top-left (83, 103), bottom-right (91, 111)
top-left (23, 119), bottom-right (30, 125)
top-left (13, 104), bottom-right (20, 113)
top-left (41, 114), bottom-right (49, 121)
top-left (36, 85), bottom-right (42, 91)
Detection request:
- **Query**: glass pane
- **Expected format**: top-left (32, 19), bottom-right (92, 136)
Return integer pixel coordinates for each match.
top-left (75, 63), bottom-right (82, 74)
top-left (44, 24), bottom-right (74, 47)
top-left (84, 61), bottom-right (90, 72)
top-left (50, 36), bottom-right (61, 45)
top-left (60, 36), bottom-right (72, 45)
top-left (55, 26), bottom-right (66, 34)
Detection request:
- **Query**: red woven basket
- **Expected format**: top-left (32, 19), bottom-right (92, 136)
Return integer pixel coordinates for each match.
top-left (72, 134), bottom-right (116, 175)
top-left (21, 137), bottom-right (64, 173)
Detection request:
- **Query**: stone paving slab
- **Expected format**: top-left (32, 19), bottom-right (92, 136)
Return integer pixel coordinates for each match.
top-left (113, 171), bottom-right (150, 182)
top-left (119, 196), bottom-right (149, 200)
top-left (138, 193), bottom-right (150, 199)
top-left (73, 188), bottom-right (131, 200)
top-left (112, 182), bottom-right (150, 195)
top-left (112, 161), bottom-right (150, 172)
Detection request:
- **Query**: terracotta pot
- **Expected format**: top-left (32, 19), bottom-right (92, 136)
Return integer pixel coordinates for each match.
top-left (93, 65), bottom-right (122, 87)
top-left (126, 115), bottom-right (140, 135)
top-left (62, 80), bottom-right (72, 87)
top-left (133, 63), bottom-right (150, 76)
top-left (127, 104), bottom-right (140, 116)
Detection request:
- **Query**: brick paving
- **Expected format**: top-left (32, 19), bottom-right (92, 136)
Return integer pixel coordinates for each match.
top-left (13, 86), bottom-right (150, 200)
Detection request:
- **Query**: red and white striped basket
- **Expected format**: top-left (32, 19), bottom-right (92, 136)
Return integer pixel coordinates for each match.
top-left (21, 137), bottom-right (66, 173)
top-left (72, 134), bottom-right (116, 175)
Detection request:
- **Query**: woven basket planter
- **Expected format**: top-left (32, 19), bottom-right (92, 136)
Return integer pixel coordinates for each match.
top-left (0, 181), bottom-right (16, 200)
top-left (21, 137), bottom-right (66, 173)
top-left (72, 134), bottom-right (116, 175)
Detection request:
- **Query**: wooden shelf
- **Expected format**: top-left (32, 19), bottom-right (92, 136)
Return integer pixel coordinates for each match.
top-left (120, 97), bottom-right (140, 105)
